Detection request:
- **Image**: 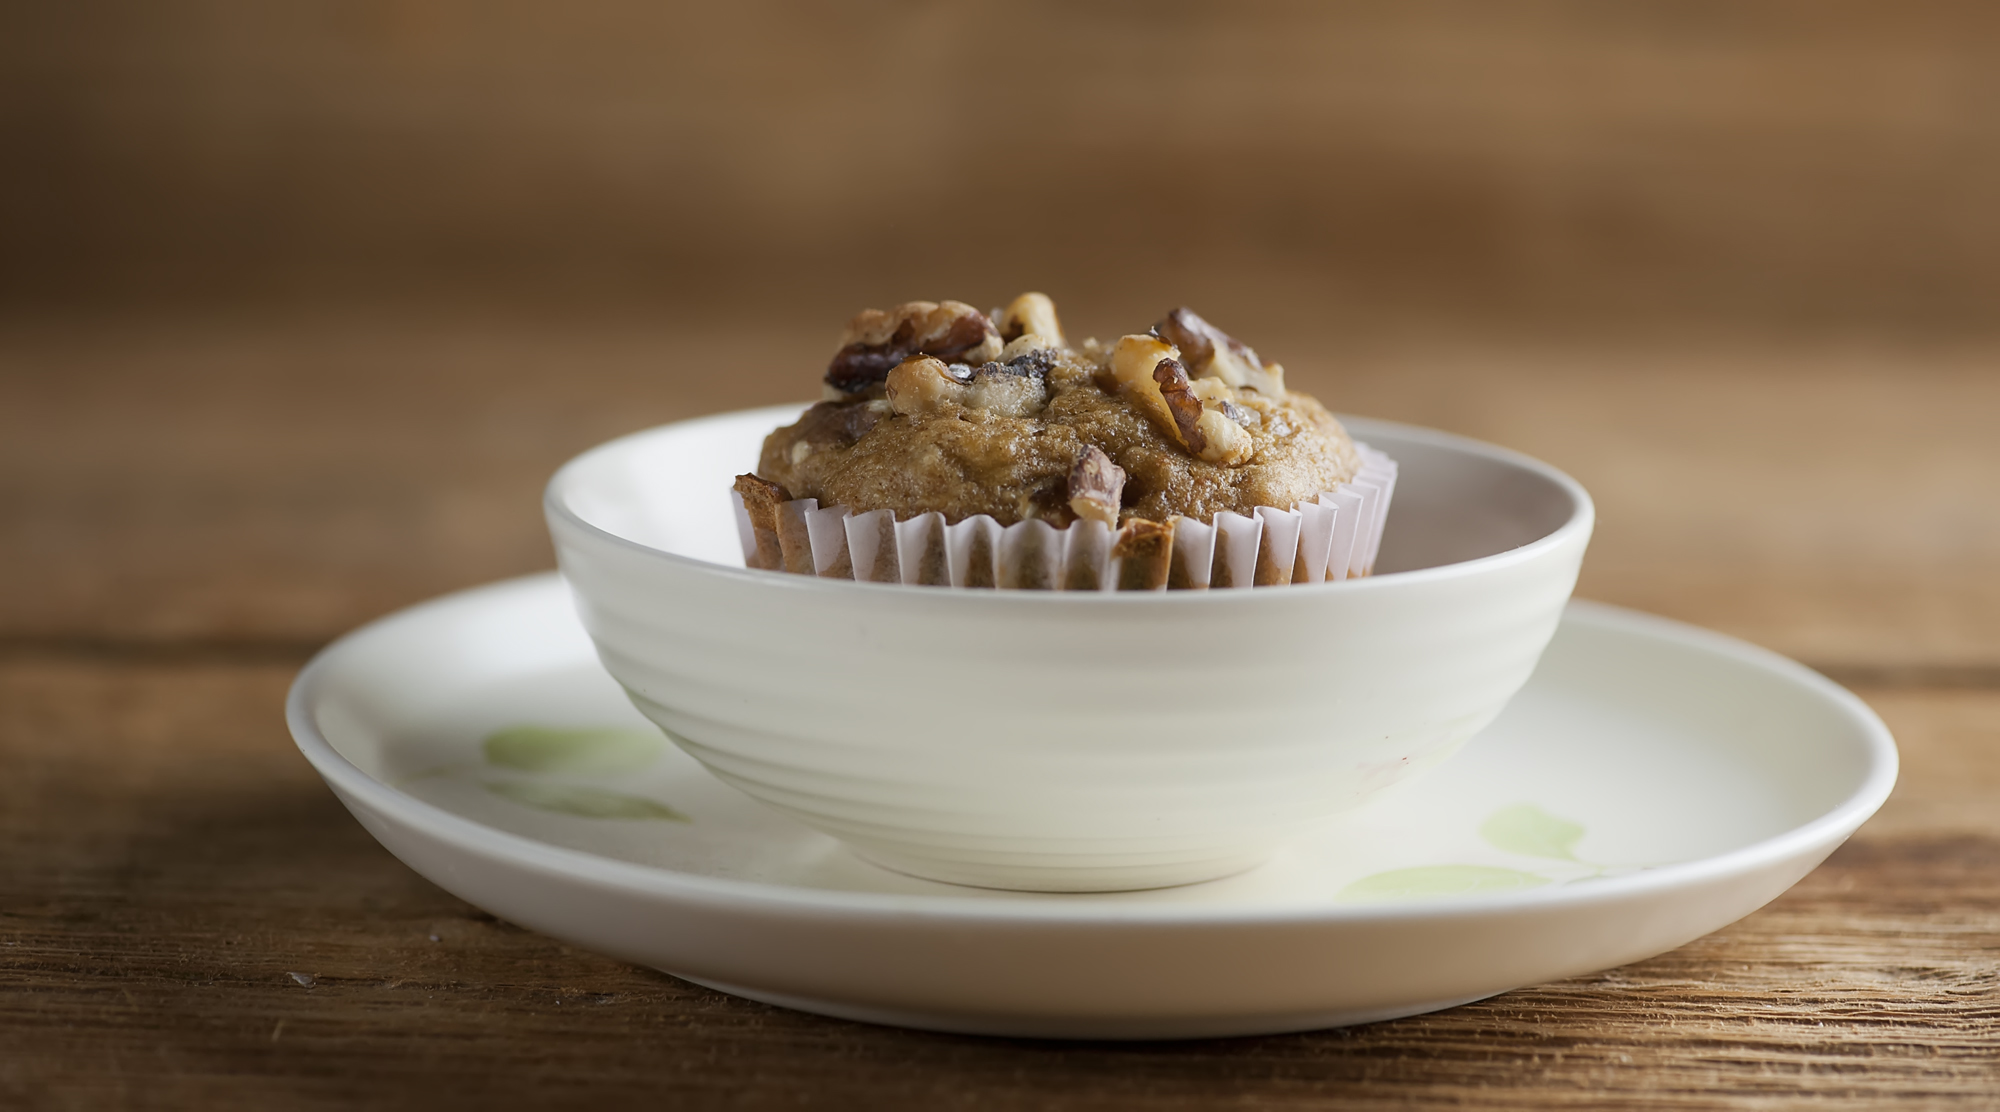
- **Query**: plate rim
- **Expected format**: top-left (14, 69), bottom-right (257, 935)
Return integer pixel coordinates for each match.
top-left (287, 573), bottom-right (1898, 925)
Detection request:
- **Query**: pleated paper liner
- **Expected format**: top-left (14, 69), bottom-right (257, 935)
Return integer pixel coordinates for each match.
top-left (733, 445), bottom-right (1397, 591)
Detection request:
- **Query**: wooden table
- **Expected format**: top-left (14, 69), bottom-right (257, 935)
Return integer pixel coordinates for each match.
top-left (4, 312), bottom-right (1997, 1107)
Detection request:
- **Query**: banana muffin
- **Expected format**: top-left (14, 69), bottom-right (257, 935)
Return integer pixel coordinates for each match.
top-left (748, 294), bottom-right (1363, 530)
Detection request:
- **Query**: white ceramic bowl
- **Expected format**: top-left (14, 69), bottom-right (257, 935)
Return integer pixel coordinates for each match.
top-left (545, 405), bottom-right (1593, 892)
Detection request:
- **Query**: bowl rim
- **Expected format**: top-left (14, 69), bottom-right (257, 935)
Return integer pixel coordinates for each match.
top-left (544, 406), bottom-right (1596, 602)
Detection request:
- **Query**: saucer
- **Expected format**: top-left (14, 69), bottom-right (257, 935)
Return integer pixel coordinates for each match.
top-left (287, 574), bottom-right (1895, 1039)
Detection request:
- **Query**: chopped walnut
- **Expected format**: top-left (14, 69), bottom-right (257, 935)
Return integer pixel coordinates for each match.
top-left (1066, 445), bottom-right (1126, 526)
top-left (998, 292), bottom-right (1064, 349)
top-left (1110, 334), bottom-right (1188, 444)
top-left (826, 301), bottom-right (1002, 396)
top-left (732, 473), bottom-right (791, 571)
top-left (884, 356), bottom-right (970, 417)
top-left (999, 335), bottom-right (1048, 361)
top-left (1154, 307), bottom-right (1286, 397)
top-left (999, 348), bottom-right (1057, 376)
top-left (886, 355), bottom-right (1048, 418)
top-left (1187, 377), bottom-right (1260, 430)
top-left (1193, 407), bottom-right (1254, 466)
top-left (966, 368), bottom-right (1046, 418)
top-left (1109, 335), bottom-right (1252, 466)
top-left (1218, 400), bottom-right (1261, 428)
top-left (1189, 377), bottom-right (1232, 406)
top-left (1153, 358), bottom-right (1210, 455)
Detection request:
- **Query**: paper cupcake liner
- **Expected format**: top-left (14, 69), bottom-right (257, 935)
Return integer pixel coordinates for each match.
top-left (733, 444), bottom-right (1397, 590)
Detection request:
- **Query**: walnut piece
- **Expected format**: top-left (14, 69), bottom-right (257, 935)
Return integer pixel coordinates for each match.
top-left (1110, 334), bottom-right (1185, 444)
top-left (1193, 406), bottom-right (1254, 466)
top-left (1218, 400), bottom-right (1261, 428)
top-left (885, 356), bottom-right (971, 417)
top-left (1066, 445), bottom-right (1126, 526)
top-left (886, 355), bottom-right (1048, 418)
top-left (998, 292), bottom-right (1064, 349)
top-left (826, 301), bottom-right (1002, 395)
top-left (1154, 306), bottom-right (1286, 397)
top-left (1109, 334), bottom-right (1252, 466)
top-left (966, 369), bottom-right (1046, 418)
top-left (1152, 357), bottom-right (1209, 456)
top-left (1189, 377), bottom-right (1231, 405)
top-left (733, 473), bottom-right (791, 571)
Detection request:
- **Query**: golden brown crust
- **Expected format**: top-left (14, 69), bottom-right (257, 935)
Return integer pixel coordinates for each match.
top-left (757, 298), bottom-right (1360, 528)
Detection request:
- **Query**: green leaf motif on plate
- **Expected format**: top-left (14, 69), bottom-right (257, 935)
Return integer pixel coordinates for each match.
top-left (1338, 865), bottom-right (1551, 902)
top-left (482, 780), bottom-right (688, 821)
top-left (1479, 803), bottom-right (1586, 861)
top-left (482, 725), bottom-right (664, 776)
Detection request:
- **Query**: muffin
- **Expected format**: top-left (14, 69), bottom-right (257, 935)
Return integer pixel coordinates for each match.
top-left (732, 294), bottom-right (1396, 590)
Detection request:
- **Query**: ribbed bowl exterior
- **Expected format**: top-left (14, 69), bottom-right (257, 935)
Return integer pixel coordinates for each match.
top-left (545, 415), bottom-right (1591, 892)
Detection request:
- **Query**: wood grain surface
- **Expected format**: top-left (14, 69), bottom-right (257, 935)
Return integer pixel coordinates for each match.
top-left (5, 2), bottom-right (2000, 1107)
top-left (2, 657), bottom-right (1995, 1109)
top-left (5, 313), bottom-right (1998, 1110)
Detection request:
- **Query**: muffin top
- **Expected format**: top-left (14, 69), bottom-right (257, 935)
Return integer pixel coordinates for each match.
top-left (754, 294), bottom-right (1361, 528)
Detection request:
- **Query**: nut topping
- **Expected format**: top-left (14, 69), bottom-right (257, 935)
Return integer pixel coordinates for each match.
top-left (1109, 334), bottom-right (1252, 465)
top-left (1218, 400), bottom-right (1261, 428)
top-left (966, 368), bottom-right (1046, 418)
top-left (884, 356), bottom-right (967, 417)
top-left (999, 335), bottom-right (1050, 361)
top-left (749, 293), bottom-right (1352, 557)
top-left (1109, 333), bottom-right (1186, 443)
top-left (998, 292), bottom-right (1064, 349)
top-left (826, 300), bottom-right (1002, 395)
top-left (886, 355), bottom-right (1048, 418)
top-left (1188, 377), bottom-right (1231, 405)
top-left (1153, 357), bottom-right (1210, 455)
top-left (1193, 406), bottom-right (1254, 466)
top-left (1154, 306), bottom-right (1286, 396)
top-left (1000, 348), bottom-right (1057, 376)
top-left (1066, 445), bottom-right (1126, 526)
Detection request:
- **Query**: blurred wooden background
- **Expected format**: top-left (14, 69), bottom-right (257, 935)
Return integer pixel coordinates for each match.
top-left (4, 0), bottom-right (1999, 672)
top-left (4, 3), bottom-right (1999, 1107)
top-left (6, 0), bottom-right (2000, 331)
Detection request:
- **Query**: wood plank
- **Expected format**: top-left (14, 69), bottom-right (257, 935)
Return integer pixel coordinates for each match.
top-left (3, 660), bottom-right (1995, 1107)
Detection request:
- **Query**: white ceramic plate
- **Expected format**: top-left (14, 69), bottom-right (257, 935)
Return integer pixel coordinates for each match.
top-left (288, 574), bottom-right (1895, 1039)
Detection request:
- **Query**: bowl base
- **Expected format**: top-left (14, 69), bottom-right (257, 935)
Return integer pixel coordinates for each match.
top-left (850, 844), bottom-right (1276, 894)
